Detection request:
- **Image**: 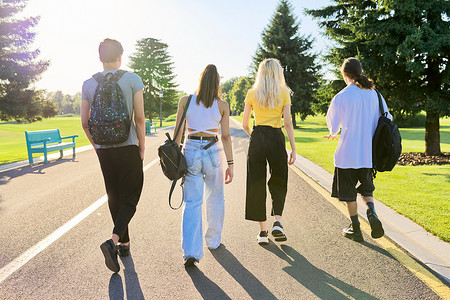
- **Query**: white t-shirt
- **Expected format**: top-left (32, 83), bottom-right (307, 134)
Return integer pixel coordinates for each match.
top-left (326, 85), bottom-right (392, 169)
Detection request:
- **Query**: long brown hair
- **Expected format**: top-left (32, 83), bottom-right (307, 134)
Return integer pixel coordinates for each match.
top-left (196, 64), bottom-right (222, 108)
top-left (340, 57), bottom-right (374, 90)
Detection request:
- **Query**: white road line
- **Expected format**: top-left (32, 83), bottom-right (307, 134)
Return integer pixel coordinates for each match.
top-left (0, 157), bottom-right (160, 284)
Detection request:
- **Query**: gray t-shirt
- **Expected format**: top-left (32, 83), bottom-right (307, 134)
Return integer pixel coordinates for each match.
top-left (82, 70), bottom-right (145, 149)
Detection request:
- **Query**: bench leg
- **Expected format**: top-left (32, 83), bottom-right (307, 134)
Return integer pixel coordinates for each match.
top-left (44, 152), bottom-right (48, 163)
top-left (73, 147), bottom-right (76, 158)
top-left (60, 150), bottom-right (64, 158)
top-left (28, 151), bottom-right (33, 164)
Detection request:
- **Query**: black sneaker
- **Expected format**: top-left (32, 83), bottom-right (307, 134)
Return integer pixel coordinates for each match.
top-left (342, 224), bottom-right (364, 242)
top-left (100, 239), bottom-right (120, 272)
top-left (257, 230), bottom-right (269, 245)
top-left (271, 221), bottom-right (287, 241)
top-left (184, 257), bottom-right (198, 267)
top-left (367, 209), bottom-right (384, 239)
top-left (118, 244), bottom-right (130, 257)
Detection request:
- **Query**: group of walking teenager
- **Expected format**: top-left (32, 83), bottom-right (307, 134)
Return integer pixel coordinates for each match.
top-left (81, 38), bottom-right (389, 273)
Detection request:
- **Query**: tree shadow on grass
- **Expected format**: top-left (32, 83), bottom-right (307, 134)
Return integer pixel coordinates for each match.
top-left (262, 243), bottom-right (378, 299)
top-left (293, 136), bottom-right (322, 143)
top-left (210, 244), bottom-right (277, 300)
top-left (0, 158), bottom-right (77, 185)
top-left (185, 265), bottom-right (231, 300)
top-left (423, 173), bottom-right (450, 182)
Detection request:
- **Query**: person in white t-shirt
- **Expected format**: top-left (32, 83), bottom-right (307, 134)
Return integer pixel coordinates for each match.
top-left (324, 57), bottom-right (392, 242)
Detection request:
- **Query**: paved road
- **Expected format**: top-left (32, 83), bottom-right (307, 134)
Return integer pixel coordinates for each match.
top-left (0, 121), bottom-right (442, 299)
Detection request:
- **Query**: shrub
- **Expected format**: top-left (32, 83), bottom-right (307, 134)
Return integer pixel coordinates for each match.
top-left (394, 113), bottom-right (426, 128)
top-left (164, 113), bottom-right (177, 122)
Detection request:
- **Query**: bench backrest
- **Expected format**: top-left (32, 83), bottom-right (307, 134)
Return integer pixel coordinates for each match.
top-left (25, 129), bottom-right (62, 147)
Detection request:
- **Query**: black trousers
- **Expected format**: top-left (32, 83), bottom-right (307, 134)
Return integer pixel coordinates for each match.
top-left (97, 145), bottom-right (143, 243)
top-left (246, 126), bottom-right (288, 221)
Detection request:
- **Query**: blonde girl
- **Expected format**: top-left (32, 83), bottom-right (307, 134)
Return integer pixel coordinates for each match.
top-left (242, 58), bottom-right (296, 245)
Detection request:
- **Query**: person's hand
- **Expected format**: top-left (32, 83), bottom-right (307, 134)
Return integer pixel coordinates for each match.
top-left (288, 151), bottom-right (296, 165)
top-left (139, 147), bottom-right (145, 160)
top-left (323, 134), bottom-right (339, 141)
top-left (225, 165), bottom-right (234, 184)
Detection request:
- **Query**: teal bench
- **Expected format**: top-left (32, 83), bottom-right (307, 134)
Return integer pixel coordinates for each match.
top-left (25, 129), bottom-right (78, 164)
top-left (145, 121), bottom-right (157, 135)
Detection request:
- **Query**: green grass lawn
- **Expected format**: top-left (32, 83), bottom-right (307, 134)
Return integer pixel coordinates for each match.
top-left (234, 115), bottom-right (450, 242)
top-left (0, 115), bottom-right (176, 165)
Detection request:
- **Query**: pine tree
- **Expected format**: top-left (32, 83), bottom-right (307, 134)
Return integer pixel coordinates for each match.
top-left (0, 0), bottom-right (49, 121)
top-left (129, 38), bottom-right (178, 121)
top-left (307, 0), bottom-right (449, 155)
top-left (253, 0), bottom-right (321, 128)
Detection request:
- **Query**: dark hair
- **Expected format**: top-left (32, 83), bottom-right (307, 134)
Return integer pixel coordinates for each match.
top-left (340, 57), bottom-right (374, 90)
top-left (99, 38), bottom-right (123, 63)
top-left (196, 64), bottom-right (222, 108)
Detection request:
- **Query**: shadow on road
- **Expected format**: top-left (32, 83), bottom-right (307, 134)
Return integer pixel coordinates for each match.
top-left (361, 240), bottom-right (395, 260)
top-left (263, 243), bottom-right (378, 299)
top-left (0, 158), bottom-right (77, 185)
top-left (108, 255), bottom-right (145, 300)
top-left (121, 254), bottom-right (145, 300)
top-left (185, 265), bottom-right (231, 300)
top-left (210, 244), bottom-right (277, 300)
top-left (109, 273), bottom-right (124, 300)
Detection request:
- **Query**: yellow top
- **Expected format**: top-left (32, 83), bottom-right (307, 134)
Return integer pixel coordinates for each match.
top-left (244, 87), bottom-right (291, 128)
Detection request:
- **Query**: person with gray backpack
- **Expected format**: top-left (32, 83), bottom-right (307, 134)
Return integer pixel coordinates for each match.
top-left (324, 57), bottom-right (393, 242)
top-left (81, 38), bottom-right (146, 272)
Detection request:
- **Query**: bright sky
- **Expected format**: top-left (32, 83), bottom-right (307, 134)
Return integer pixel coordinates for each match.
top-left (23, 0), bottom-right (333, 95)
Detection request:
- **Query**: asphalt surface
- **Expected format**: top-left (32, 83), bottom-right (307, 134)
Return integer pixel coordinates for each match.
top-left (0, 121), bottom-right (442, 299)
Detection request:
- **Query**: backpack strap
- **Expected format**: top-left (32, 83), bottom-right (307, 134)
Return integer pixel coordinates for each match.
top-left (113, 70), bottom-right (127, 82)
top-left (375, 89), bottom-right (386, 117)
top-left (168, 177), bottom-right (184, 210)
top-left (92, 70), bottom-right (127, 83)
top-left (92, 72), bottom-right (105, 84)
top-left (173, 94), bottom-right (193, 141)
top-left (167, 94), bottom-right (193, 210)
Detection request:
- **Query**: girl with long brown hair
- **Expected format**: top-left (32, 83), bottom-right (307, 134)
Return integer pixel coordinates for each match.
top-left (174, 64), bottom-right (233, 266)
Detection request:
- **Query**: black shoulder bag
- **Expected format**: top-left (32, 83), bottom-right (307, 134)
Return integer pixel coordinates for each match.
top-left (158, 95), bottom-right (192, 209)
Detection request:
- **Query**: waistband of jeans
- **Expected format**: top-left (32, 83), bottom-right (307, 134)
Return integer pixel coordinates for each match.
top-left (188, 135), bottom-right (218, 141)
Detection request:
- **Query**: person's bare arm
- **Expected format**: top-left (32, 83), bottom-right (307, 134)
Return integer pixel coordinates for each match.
top-left (80, 99), bottom-right (96, 150)
top-left (242, 103), bottom-right (253, 137)
top-left (218, 100), bottom-right (234, 184)
top-left (174, 96), bottom-right (188, 146)
top-left (283, 104), bottom-right (296, 165)
top-left (133, 89), bottom-right (145, 160)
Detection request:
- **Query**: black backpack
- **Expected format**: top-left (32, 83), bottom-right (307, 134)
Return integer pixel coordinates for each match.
top-left (372, 90), bottom-right (402, 176)
top-left (158, 95), bottom-right (192, 209)
top-left (88, 70), bottom-right (131, 145)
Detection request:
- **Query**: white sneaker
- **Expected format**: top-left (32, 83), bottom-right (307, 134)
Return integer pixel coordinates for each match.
top-left (271, 221), bottom-right (287, 241)
top-left (257, 231), bottom-right (269, 245)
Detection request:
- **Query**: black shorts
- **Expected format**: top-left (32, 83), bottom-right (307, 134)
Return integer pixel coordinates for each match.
top-left (331, 167), bottom-right (375, 202)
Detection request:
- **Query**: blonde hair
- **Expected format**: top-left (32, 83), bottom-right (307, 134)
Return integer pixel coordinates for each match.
top-left (252, 58), bottom-right (290, 109)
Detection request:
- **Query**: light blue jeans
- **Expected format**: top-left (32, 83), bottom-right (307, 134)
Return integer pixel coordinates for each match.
top-left (182, 138), bottom-right (224, 261)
